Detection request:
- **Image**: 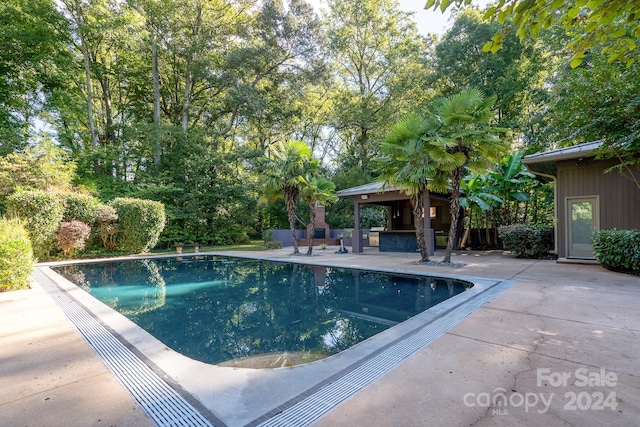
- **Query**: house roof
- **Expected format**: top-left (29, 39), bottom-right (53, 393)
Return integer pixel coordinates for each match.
top-left (522, 140), bottom-right (604, 179)
top-left (336, 182), bottom-right (400, 198)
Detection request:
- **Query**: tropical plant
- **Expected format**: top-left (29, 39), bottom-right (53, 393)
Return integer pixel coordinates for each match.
top-left (427, 88), bottom-right (507, 263)
top-left (261, 140), bottom-right (318, 254)
top-left (299, 176), bottom-right (338, 255)
top-left (488, 151), bottom-right (538, 226)
top-left (459, 173), bottom-right (502, 247)
top-left (376, 113), bottom-right (460, 262)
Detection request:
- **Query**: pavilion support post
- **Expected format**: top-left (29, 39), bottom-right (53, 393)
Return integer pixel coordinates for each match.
top-left (353, 200), bottom-right (363, 253)
top-left (424, 191), bottom-right (434, 256)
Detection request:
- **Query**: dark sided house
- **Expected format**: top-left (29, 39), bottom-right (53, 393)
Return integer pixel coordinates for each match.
top-left (522, 141), bottom-right (640, 261)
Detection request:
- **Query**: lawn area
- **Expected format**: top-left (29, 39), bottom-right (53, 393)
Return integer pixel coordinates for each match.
top-left (153, 240), bottom-right (268, 255)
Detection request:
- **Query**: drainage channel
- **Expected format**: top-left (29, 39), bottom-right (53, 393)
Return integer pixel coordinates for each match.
top-left (35, 268), bottom-right (214, 427)
top-left (256, 279), bottom-right (515, 427)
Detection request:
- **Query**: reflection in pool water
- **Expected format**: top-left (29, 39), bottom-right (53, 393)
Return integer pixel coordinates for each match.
top-left (54, 256), bottom-right (472, 367)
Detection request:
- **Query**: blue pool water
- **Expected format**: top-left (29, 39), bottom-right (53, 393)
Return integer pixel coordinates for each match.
top-left (54, 255), bottom-right (472, 366)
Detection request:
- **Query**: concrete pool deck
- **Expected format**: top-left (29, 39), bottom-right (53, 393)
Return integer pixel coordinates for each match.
top-left (2, 248), bottom-right (639, 426)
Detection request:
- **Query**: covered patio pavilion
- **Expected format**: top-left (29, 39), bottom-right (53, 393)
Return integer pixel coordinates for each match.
top-left (336, 182), bottom-right (453, 255)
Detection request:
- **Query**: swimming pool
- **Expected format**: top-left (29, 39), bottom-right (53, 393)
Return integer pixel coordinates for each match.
top-left (53, 255), bottom-right (472, 367)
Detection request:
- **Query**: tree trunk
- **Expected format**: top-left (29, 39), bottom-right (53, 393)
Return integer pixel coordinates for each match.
top-left (444, 168), bottom-right (463, 263)
top-left (182, 60), bottom-right (192, 132)
top-left (412, 190), bottom-right (429, 262)
top-left (307, 203), bottom-right (316, 255)
top-left (285, 187), bottom-right (300, 254)
top-left (79, 34), bottom-right (100, 173)
top-left (152, 27), bottom-right (162, 164)
top-left (485, 210), bottom-right (490, 246)
top-left (98, 58), bottom-right (116, 146)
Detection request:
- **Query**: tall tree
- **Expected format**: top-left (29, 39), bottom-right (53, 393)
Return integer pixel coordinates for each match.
top-left (427, 88), bottom-right (506, 263)
top-left (299, 175), bottom-right (338, 255)
top-left (0, 0), bottom-right (72, 153)
top-left (325, 0), bottom-right (429, 166)
top-left (376, 114), bottom-right (460, 262)
top-left (262, 140), bottom-right (318, 255)
top-left (431, 8), bottom-right (545, 140)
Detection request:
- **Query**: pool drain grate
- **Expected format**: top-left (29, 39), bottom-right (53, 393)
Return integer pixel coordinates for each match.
top-left (37, 269), bottom-right (214, 427)
top-left (257, 279), bottom-right (514, 427)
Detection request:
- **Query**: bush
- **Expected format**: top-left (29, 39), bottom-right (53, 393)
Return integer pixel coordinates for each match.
top-left (592, 229), bottom-right (640, 275)
top-left (62, 193), bottom-right (99, 224)
top-left (498, 224), bottom-right (554, 258)
top-left (266, 241), bottom-right (282, 249)
top-left (6, 190), bottom-right (65, 258)
top-left (109, 198), bottom-right (166, 253)
top-left (94, 204), bottom-right (118, 250)
top-left (0, 218), bottom-right (35, 291)
top-left (57, 221), bottom-right (92, 257)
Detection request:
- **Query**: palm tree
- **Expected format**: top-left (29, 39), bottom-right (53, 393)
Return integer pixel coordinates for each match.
top-left (430, 88), bottom-right (507, 263)
top-left (262, 140), bottom-right (318, 254)
top-left (376, 113), bottom-right (462, 262)
top-left (300, 175), bottom-right (338, 255)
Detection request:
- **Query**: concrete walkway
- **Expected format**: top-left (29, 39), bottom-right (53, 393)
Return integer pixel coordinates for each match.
top-left (1, 249), bottom-right (639, 426)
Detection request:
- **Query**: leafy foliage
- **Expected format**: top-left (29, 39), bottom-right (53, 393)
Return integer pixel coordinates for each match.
top-left (592, 229), bottom-right (640, 275)
top-left (498, 224), bottom-right (554, 258)
top-left (62, 193), bottom-right (99, 224)
top-left (56, 220), bottom-right (92, 257)
top-left (0, 218), bottom-right (34, 291)
top-left (300, 175), bottom-right (338, 254)
top-left (428, 88), bottom-right (507, 262)
top-left (261, 140), bottom-right (318, 254)
top-left (0, 142), bottom-right (76, 209)
top-left (5, 190), bottom-right (65, 258)
top-left (109, 198), bottom-right (166, 253)
top-left (376, 113), bottom-right (459, 261)
top-left (94, 204), bottom-right (118, 250)
top-left (426, 0), bottom-right (640, 67)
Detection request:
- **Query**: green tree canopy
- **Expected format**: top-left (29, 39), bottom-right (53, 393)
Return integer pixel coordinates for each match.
top-left (425, 0), bottom-right (640, 67)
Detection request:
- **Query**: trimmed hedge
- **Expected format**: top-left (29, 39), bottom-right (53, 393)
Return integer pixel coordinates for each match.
top-left (498, 224), bottom-right (554, 258)
top-left (592, 229), bottom-right (640, 275)
top-left (6, 190), bottom-right (65, 258)
top-left (0, 218), bottom-right (35, 291)
top-left (62, 193), bottom-right (99, 224)
top-left (109, 198), bottom-right (166, 253)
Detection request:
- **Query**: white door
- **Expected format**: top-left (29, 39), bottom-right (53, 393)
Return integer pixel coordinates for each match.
top-left (567, 197), bottom-right (599, 259)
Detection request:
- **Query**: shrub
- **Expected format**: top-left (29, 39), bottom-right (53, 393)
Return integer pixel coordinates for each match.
top-left (57, 221), bottom-right (92, 257)
top-left (0, 218), bottom-right (35, 291)
top-left (266, 241), bottom-right (282, 249)
top-left (109, 198), bottom-right (166, 253)
top-left (592, 229), bottom-right (640, 275)
top-left (62, 193), bottom-right (99, 224)
top-left (262, 229), bottom-right (274, 245)
top-left (94, 204), bottom-right (119, 250)
top-left (498, 224), bottom-right (554, 258)
top-left (6, 190), bottom-right (65, 258)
